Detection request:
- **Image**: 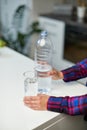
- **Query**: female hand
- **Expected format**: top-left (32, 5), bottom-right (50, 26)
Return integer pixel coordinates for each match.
top-left (23, 94), bottom-right (50, 110)
top-left (37, 68), bottom-right (63, 80)
top-left (49, 68), bottom-right (64, 80)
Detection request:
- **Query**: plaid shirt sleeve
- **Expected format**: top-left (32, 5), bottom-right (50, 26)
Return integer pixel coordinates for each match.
top-left (62, 58), bottom-right (87, 82)
top-left (47, 59), bottom-right (87, 115)
top-left (47, 94), bottom-right (87, 115)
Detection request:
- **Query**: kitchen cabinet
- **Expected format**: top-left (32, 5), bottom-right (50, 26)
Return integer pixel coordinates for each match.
top-left (39, 16), bottom-right (65, 69)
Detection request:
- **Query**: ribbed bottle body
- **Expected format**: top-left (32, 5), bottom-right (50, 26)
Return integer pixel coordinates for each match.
top-left (35, 31), bottom-right (52, 94)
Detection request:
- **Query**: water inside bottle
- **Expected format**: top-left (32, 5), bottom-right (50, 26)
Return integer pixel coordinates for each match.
top-left (35, 64), bottom-right (52, 94)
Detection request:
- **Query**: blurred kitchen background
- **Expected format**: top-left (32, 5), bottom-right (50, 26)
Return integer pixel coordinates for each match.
top-left (0, 0), bottom-right (87, 77)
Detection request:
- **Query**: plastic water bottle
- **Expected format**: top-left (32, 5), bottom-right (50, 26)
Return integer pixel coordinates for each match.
top-left (35, 30), bottom-right (52, 94)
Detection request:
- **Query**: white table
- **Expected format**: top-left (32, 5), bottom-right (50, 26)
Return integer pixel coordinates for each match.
top-left (0, 47), bottom-right (87, 130)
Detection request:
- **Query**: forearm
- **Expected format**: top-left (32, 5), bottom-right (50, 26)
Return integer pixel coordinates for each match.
top-left (61, 59), bottom-right (87, 82)
top-left (47, 94), bottom-right (87, 115)
top-left (61, 65), bottom-right (82, 82)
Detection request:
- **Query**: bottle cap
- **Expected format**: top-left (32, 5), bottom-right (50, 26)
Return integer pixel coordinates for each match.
top-left (41, 30), bottom-right (48, 37)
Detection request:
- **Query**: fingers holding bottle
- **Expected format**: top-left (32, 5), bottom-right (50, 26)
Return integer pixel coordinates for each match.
top-left (48, 68), bottom-right (64, 80)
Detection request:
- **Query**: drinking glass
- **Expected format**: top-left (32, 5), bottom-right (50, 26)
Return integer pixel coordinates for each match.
top-left (23, 71), bottom-right (38, 96)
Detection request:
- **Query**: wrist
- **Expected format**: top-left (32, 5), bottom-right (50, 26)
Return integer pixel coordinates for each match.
top-left (59, 71), bottom-right (64, 79)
